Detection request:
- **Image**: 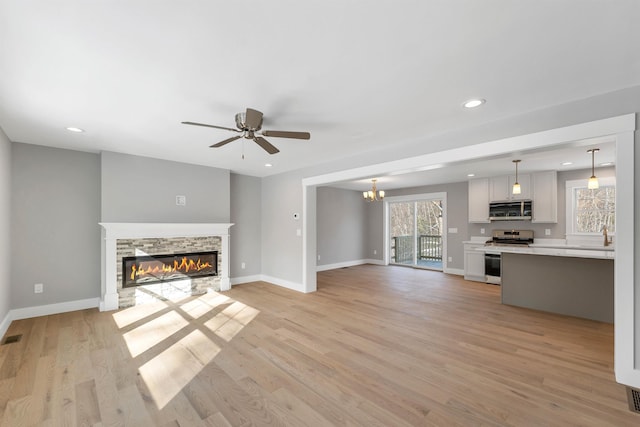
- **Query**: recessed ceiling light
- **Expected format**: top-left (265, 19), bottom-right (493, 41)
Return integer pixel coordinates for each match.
top-left (561, 161), bottom-right (573, 166)
top-left (65, 127), bottom-right (84, 133)
top-left (462, 99), bottom-right (485, 109)
top-left (467, 173), bottom-right (475, 177)
top-left (265, 163), bottom-right (273, 168)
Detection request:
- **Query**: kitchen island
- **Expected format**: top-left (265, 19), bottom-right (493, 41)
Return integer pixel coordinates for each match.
top-left (500, 251), bottom-right (613, 323)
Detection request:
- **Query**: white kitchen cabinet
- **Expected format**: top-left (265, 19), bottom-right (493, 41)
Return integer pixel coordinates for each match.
top-left (464, 243), bottom-right (486, 282)
top-left (531, 170), bottom-right (558, 223)
top-left (490, 174), bottom-right (531, 201)
top-left (468, 178), bottom-right (490, 223)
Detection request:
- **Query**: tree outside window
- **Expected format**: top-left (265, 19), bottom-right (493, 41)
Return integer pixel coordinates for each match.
top-left (574, 186), bottom-right (615, 233)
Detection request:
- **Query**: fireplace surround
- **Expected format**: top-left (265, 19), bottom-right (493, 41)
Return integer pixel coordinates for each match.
top-left (99, 223), bottom-right (233, 311)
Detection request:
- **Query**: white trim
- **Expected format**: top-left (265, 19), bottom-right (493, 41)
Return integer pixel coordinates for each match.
top-left (10, 298), bottom-right (100, 321)
top-left (384, 192), bottom-right (447, 271)
top-left (0, 311), bottom-right (12, 340)
top-left (260, 275), bottom-right (306, 293)
top-left (316, 259), bottom-right (384, 272)
top-left (443, 267), bottom-right (464, 276)
top-left (614, 130), bottom-right (638, 386)
top-left (230, 275), bottom-right (262, 286)
top-left (301, 115), bottom-right (636, 187)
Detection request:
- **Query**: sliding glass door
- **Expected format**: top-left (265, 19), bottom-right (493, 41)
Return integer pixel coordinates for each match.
top-left (389, 195), bottom-right (444, 270)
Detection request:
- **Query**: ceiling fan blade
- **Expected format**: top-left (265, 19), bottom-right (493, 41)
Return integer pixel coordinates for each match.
top-left (210, 135), bottom-right (242, 148)
top-left (245, 108), bottom-right (263, 130)
top-left (261, 130), bottom-right (311, 140)
top-left (182, 121), bottom-right (239, 132)
top-left (253, 136), bottom-right (280, 154)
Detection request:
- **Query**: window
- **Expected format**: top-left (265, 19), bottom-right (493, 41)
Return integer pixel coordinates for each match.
top-left (566, 177), bottom-right (615, 237)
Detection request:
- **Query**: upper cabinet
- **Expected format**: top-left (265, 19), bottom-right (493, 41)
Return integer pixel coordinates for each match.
top-left (531, 170), bottom-right (557, 223)
top-left (468, 178), bottom-right (490, 223)
top-left (469, 171), bottom-right (557, 223)
top-left (490, 174), bottom-right (531, 201)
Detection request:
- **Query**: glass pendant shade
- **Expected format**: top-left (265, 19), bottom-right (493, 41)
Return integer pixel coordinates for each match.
top-left (512, 159), bottom-right (521, 195)
top-left (512, 182), bottom-right (521, 194)
top-left (588, 176), bottom-right (599, 190)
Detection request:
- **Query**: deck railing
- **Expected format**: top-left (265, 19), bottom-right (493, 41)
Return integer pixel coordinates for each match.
top-left (391, 235), bottom-right (442, 263)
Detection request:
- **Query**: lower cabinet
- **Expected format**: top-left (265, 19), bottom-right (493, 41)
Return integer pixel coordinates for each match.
top-left (464, 243), bottom-right (485, 282)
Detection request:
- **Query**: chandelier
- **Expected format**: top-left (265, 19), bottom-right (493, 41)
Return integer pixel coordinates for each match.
top-left (363, 179), bottom-right (385, 201)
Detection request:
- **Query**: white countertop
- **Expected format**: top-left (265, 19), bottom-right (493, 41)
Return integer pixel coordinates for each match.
top-left (475, 245), bottom-right (614, 260)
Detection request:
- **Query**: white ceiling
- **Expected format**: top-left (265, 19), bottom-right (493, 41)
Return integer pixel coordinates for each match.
top-left (1, 1), bottom-right (638, 183)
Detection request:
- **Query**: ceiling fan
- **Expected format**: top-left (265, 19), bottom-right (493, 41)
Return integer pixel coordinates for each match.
top-left (182, 108), bottom-right (310, 155)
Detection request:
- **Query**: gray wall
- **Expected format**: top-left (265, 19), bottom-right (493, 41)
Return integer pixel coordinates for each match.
top-left (261, 170), bottom-right (305, 283)
top-left (101, 151), bottom-right (230, 223)
top-left (0, 128), bottom-right (11, 322)
top-left (11, 144), bottom-right (101, 308)
top-left (317, 187), bottom-right (367, 266)
top-left (383, 181), bottom-right (469, 270)
top-left (467, 166), bottom-right (616, 240)
top-left (230, 173), bottom-right (262, 277)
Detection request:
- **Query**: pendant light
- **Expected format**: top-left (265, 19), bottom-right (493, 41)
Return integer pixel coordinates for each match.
top-left (587, 148), bottom-right (599, 189)
top-left (512, 160), bottom-right (522, 195)
top-left (363, 179), bottom-right (385, 201)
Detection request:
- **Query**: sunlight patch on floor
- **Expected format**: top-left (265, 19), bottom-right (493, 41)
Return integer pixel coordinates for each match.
top-left (138, 330), bottom-right (220, 409)
top-left (180, 291), bottom-right (231, 320)
top-left (203, 301), bottom-right (260, 342)
top-left (112, 300), bottom-right (168, 329)
top-left (123, 311), bottom-right (189, 357)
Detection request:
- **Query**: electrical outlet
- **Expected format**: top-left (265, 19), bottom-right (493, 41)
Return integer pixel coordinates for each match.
top-left (34, 283), bottom-right (43, 294)
top-left (480, 228), bottom-right (485, 234)
top-left (317, 255), bottom-right (321, 261)
top-left (241, 262), bottom-right (246, 269)
top-left (545, 229), bottom-right (551, 236)
top-left (373, 249), bottom-right (377, 255)
top-left (175, 195), bottom-right (186, 206)
top-left (448, 257), bottom-right (453, 262)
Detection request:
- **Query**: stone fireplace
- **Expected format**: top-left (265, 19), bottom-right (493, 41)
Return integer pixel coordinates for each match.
top-left (99, 223), bottom-right (233, 311)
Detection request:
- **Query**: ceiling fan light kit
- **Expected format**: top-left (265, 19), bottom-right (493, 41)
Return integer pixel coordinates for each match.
top-left (182, 108), bottom-right (310, 155)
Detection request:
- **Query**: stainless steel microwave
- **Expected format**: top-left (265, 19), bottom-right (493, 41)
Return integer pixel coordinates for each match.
top-left (489, 200), bottom-right (532, 221)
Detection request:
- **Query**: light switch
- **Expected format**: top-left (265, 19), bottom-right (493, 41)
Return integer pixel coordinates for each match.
top-left (448, 227), bottom-right (458, 234)
top-left (296, 228), bottom-right (301, 237)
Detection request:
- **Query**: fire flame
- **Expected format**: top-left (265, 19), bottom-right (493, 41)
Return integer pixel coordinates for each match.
top-left (130, 257), bottom-right (214, 281)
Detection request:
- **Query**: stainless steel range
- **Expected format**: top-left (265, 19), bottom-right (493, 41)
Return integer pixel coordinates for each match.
top-left (484, 230), bottom-right (534, 284)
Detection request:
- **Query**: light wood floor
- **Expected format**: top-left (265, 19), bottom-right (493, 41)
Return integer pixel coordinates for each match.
top-left (1, 265), bottom-right (638, 426)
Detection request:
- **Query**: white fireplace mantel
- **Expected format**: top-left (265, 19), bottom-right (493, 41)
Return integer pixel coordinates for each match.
top-left (99, 222), bottom-right (234, 311)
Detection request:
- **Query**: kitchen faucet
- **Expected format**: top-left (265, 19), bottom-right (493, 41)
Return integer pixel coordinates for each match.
top-left (603, 225), bottom-right (610, 247)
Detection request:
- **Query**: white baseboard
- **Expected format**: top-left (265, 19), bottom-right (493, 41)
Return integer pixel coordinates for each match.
top-left (260, 275), bottom-right (305, 293)
top-left (444, 267), bottom-right (464, 276)
top-left (230, 275), bottom-right (262, 286)
top-left (10, 297), bottom-right (100, 321)
top-left (316, 259), bottom-right (385, 272)
top-left (229, 274), bottom-right (305, 293)
top-left (0, 297), bottom-right (100, 339)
